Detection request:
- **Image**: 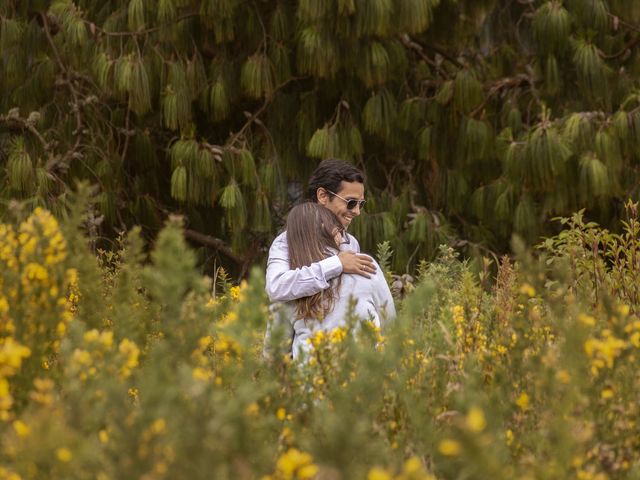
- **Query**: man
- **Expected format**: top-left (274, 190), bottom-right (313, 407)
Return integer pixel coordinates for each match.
top-left (265, 158), bottom-right (376, 303)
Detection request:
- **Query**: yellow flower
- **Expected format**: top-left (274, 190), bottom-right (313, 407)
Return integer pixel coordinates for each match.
top-left (30, 377), bottom-right (54, 405)
top-left (56, 322), bottom-right (67, 337)
top-left (198, 335), bottom-right (214, 350)
top-left (56, 447), bottom-right (73, 462)
top-left (515, 392), bottom-right (530, 411)
top-left (23, 262), bottom-right (49, 282)
top-left (578, 314), bottom-right (596, 326)
top-left (71, 349), bottom-right (92, 367)
top-left (229, 286), bottom-right (241, 301)
top-left (118, 339), bottom-right (140, 378)
top-left (0, 338), bottom-right (32, 376)
top-left (519, 283), bottom-right (536, 298)
top-left (402, 456), bottom-right (430, 476)
top-left (99, 331), bottom-right (113, 349)
top-left (465, 407), bottom-right (487, 432)
top-left (600, 388), bottom-right (614, 399)
top-left (275, 448), bottom-right (318, 479)
top-left (206, 296), bottom-right (219, 308)
top-left (367, 467), bottom-right (392, 480)
top-left (505, 429), bottom-right (514, 446)
top-left (0, 466), bottom-right (22, 480)
top-left (584, 333), bottom-right (626, 369)
top-left (329, 327), bottom-right (346, 344)
top-left (617, 304), bottom-right (630, 317)
top-left (99, 429), bottom-right (109, 444)
top-left (0, 296), bottom-right (9, 315)
top-left (192, 367), bottom-right (211, 381)
top-left (452, 305), bottom-right (465, 324)
top-left (13, 420), bottom-right (30, 438)
top-left (438, 439), bottom-right (462, 456)
top-left (84, 329), bottom-right (100, 343)
top-left (244, 402), bottom-right (260, 417)
top-left (280, 426), bottom-right (294, 444)
top-left (151, 418), bottom-right (166, 434)
top-left (276, 407), bottom-right (286, 421)
top-left (219, 311), bottom-right (238, 326)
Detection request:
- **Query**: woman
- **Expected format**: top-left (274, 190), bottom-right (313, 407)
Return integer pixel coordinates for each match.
top-left (285, 202), bottom-right (395, 359)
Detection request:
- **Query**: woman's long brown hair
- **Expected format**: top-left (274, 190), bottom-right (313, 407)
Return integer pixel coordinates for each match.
top-left (286, 202), bottom-right (343, 321)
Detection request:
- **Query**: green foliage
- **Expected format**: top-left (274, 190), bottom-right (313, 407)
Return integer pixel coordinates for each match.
top-left (3, 0), bottom-right (640, 272)
top-left (362, 89), bottom-right (397, 139)
top-left (170, 165), bottom-right (187, 202)
top-left (454, 69), bottom-right (483, 114)
top-left (128, 0), bottom-right (146, 32)
top-left (533, 1), bottom-right (571, 56)
top-left (241, 54), bottom-right (275, 99)
top-left (3, 205), bottom-right (640, 478)
top-left (7, 137), bottom-right (34, 194)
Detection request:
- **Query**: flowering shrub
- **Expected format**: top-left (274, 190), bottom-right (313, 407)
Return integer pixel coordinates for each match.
top-left (0, 202), bottom-right (639, 479)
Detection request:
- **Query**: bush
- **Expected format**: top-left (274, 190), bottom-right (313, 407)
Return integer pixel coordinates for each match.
top-left (1, 200), bottom-right (639, 479)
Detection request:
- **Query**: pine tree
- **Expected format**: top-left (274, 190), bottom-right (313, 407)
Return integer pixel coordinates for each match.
top-left (2, 0), bottom-right (640, 271)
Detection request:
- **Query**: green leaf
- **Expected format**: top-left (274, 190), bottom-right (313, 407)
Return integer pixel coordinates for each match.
top-left (158, 0), bottom-right (176, 23)
top-left (573, 39), bottom-right (608, 99)
top-left (398, 0), bottom-right (437, 34)
top-left (129, 57), bottom-right (151, 115)
top-left (579, 153), bottom-right (609, 200)
top-left (170, 165), bottom-right (188, 202)
top-left (297, 26), bottom-right (339, 78)
top-left (307, 125), bottom-right (335, 159)
top-left (362, 89), bottom-right (397, 139)
top-left (533, 1), bottom-right (571, 55)
top-left (208, 78), bottom-right (230, 122)
top-left (355, 0), bottom-right (393, 36)
top-left (454, 69), bottom-right (483, 114)
top-left (128, 0), bottom-right (145, 31)
top-left (358, 41), bottom-right (391, 87)
top-left (241, 54), bottom-right (275, 99)
top-left (513, 194), bottom-right (537, 241)
top-left (7, 137), bottom-right (34, 193)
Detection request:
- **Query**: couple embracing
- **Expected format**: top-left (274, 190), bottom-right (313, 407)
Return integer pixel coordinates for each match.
top-left (265, 159), bottom-right (396, 360)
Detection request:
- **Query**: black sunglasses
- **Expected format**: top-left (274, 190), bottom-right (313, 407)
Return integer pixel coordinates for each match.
top-left (326, 189), bottom-right (366, 211)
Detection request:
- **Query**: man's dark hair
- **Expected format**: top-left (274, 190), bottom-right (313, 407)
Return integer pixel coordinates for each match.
top-left (307, 159), bottom-right (365, 202)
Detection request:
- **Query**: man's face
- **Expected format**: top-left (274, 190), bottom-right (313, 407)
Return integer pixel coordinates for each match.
top-left (319, 181), bottom-right (365, 229)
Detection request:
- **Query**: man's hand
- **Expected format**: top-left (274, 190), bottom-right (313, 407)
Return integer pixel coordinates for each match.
top-left (338, 251), bottom-right (376, 278)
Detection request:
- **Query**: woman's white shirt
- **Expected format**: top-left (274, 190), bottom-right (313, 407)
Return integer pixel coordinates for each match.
top-left (290, 258), bottom-right (395, 359)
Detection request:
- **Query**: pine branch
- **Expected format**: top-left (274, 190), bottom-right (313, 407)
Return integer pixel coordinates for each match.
top-left (608, 13), bottom-right (640, 34)
top-left (84, 12), bottom-right (200, 37)
top-left (228, 101), bottom-right (271, 147)
top-left (0, 110), bottom-right (49, 151)
top-left (399, 34), bottom-right (463, 69)
top-left (40, 12), bottom-right (84, 167)
top-left (470, 74), bottom-right (537, 117)
top-left (602, 35), bottom-right (640, 60)
top-left (121, 105), bottom-right (132, 163)
top-left (227, 76), bottom-right (308, 146)
top-left (184, 229), bottom-right (245, 265)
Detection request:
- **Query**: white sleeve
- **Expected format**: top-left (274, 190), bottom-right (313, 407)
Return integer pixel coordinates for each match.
top-left (265, 232), bottom-right (343, 302)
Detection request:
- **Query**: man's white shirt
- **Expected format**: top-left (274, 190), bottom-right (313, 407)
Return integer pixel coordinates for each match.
top-left (265, 231), bottom-right (360, 302)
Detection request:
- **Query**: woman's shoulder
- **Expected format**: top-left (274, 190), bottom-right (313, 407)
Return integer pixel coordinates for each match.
top-left (342, 257), bottom-right (385, 285)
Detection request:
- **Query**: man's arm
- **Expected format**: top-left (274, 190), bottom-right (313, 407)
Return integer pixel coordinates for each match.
top-left (266, 233), bottom-right (343, 302)
top-left (266, 232), bottom-right (377, 302)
